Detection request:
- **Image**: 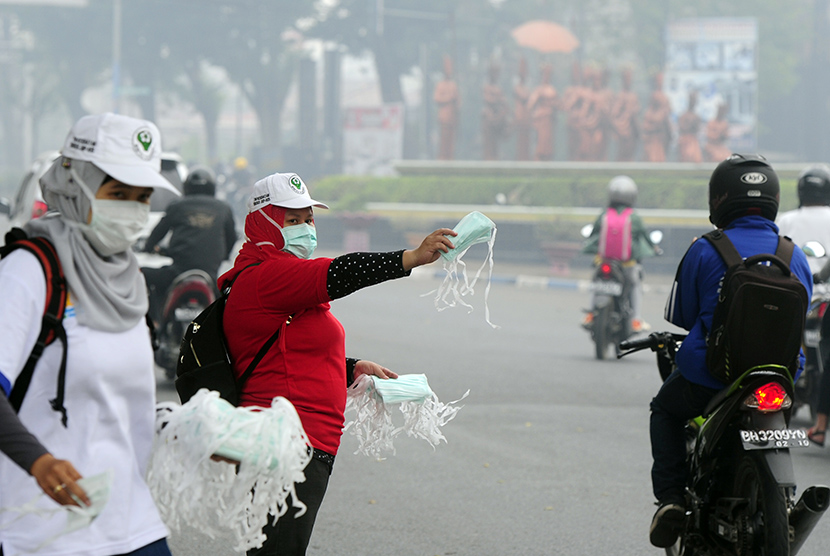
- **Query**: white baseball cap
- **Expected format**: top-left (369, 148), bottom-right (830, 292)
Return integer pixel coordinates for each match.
top-left (247, 172), bottom-right (329, 212)
top-left (61, 113), bottom-right (179, 194)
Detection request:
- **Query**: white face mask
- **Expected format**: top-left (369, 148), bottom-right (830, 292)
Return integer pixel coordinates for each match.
top-left (81, 198), bottom-right (149, 257)
top-left (70, 166), bottom-right (150, 257)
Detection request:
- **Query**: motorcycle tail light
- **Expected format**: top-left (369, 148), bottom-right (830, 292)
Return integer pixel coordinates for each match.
top-left (600, 263), bottom-right (612, 275)
top-left (819, 302), bottom-right (830, 319)
top-left (743, 382), bottom-right (792, 413)
top-left (31, 200), bottom-right (48, 219)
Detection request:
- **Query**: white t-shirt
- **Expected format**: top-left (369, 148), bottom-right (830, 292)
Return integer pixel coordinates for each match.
top-left (776, 205), bottom-right (830, 274)
top-left (0, 250), bottom-right (168, 556)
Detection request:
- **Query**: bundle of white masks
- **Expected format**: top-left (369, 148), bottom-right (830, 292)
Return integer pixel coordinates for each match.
top-left (344, 374), bottom-right (469, 459)
top-left (429, 211), bottom-right (499, 328)
top-left (0, 470), bottom-right (112, 551)
top-left (147, 390), bottom-right (311, 553)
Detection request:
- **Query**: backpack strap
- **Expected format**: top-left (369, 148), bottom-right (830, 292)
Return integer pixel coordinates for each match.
top-left (705, 229), bottom-right (797, 270)
top-left (774, 235), bottom-right (796, 267)
top-left (702, 229), bottom-right (744, 268)
top-left (222, 262), bottom-right (289, 393)
top-left (1, 229), bottom-right (69, 426)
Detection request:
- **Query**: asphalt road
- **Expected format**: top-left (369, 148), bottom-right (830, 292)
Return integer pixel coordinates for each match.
top-left (157, 264), bottom-right (830, 556)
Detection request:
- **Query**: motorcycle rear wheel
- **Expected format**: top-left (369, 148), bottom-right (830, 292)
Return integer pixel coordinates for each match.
top-left (593, 304), bottom-right (611, 360)
top-left (665, 534), bottom-right (696, 556)
top-left (732, 452), bottom-right (790, 556)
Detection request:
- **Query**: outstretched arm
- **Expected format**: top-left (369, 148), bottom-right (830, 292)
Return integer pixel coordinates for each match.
top-left (326, 228), bottom-right (457, 301)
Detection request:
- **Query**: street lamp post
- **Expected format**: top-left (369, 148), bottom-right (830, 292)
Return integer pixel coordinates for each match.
top-left (112, 0), bottom-right (121, 113)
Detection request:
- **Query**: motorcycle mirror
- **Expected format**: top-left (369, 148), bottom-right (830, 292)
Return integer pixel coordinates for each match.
top-left (802, 241), bottom-right (826, 259)
top-left (649, 230), bottom-right (664, 245)
top-left (580, 224), bottom-right (593, 238)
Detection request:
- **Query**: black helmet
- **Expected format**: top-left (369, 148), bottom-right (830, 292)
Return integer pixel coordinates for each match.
top-left (183, 166), bottom-right (216, 196)
top-left (797, 164), bottom-right (830, 207)
top-left (708, 153), bottom-right (779, 228)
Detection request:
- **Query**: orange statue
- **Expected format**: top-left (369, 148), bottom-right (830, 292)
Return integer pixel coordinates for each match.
top-left (609, 68), bottom-right (640, 162)
top-left (677, 91), bottom-right (703, 163)
top-left (481, 60), bottom-right (510, 161)
top-left (640, 73), bottom-right (672, 162)
top-left (528, 63), bottom-right (558, 161)
top-left (434, 56), bottom-right (460, 160)
top-left (562, 62), bottom-right (588, 160)
top-left (513, 58), bottom-right (532, 161)
top-left (704, 103), bottom-right (732, 162)
top-left (579, 67), bottom-right (612, 161)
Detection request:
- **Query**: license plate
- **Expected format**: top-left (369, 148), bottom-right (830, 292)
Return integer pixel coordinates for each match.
top-left (740, 428), bottom-right (811, 450)
top-left (174, 307), bottom-right (203, 321)
top-left (590, 281), bottom-right (623, 296)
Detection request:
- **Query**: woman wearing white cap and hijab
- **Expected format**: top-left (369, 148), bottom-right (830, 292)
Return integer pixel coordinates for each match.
top-left (0, 113), bottom-right (179, 556)
top-left (220, 173), bottom-right (456, 556)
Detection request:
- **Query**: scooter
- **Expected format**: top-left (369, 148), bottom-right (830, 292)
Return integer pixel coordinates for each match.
top-left (619, 332), bottom-right (830, 556)
top-left (153, 269), bottom-right (217, 380)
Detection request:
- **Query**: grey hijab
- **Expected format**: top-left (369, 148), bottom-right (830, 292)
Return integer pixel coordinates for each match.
top-left (24, 157), bottom-right (148, 332)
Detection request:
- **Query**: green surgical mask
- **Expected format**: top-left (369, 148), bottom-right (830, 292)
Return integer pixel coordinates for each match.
top-left (281, 223), bottom-right (317, 259)
top-left (430, 211), bottom-right (499, 328)
top-left (370, 374), bottom-right (433, 404)
top-left (440, 211), bottom-right (496, 261)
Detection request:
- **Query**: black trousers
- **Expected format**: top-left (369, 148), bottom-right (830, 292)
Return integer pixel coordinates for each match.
top-left (247, 454), bottom-right (333, 556)
top-left (649, 370), bottom-right (719, 502)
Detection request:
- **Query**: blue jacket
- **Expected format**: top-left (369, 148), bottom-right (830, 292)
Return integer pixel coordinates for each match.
top-left (664, 215), bottom-right (813, 389)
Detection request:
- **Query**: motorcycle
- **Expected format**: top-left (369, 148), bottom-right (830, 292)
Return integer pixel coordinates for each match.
top-left (153, 269), bottom-right (217, 380)
top-left (619, 332), bottom-right (830, 556)
top-left (797, 240), bottom-right (829, 419)
top-left (581, 225), bottom-right (662, 360)
top-left (586, 258), bottom-right (632, 359)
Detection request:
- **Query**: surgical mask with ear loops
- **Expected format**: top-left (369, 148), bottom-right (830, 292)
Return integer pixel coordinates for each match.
top-left (256, 209), bottom-right (318, 259)
top-left (71, 167), bottom-right (150, 257)
top-left (427, 211), bottom-right (499, 328)
top-left (0, 469), bottom-right (113, 551)
top-left (281, 223), bottom-right (317, 259)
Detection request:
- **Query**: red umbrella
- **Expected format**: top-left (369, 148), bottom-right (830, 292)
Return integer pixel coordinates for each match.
top-left (511, 20), bottom-right (580, 54)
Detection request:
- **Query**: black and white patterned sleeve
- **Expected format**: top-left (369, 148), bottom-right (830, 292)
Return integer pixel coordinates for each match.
top-left (327, 250), bottom-right (410, 300)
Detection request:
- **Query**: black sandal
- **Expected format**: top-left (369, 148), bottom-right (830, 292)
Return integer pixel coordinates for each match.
top-left (807, 427), bottom-right (826, 447)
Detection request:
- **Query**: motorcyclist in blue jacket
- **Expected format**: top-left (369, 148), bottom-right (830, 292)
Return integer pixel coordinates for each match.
top-left (649, 154), bottom-right (813, 547)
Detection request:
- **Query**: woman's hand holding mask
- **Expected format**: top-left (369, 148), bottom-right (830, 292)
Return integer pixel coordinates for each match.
top-left (353, 360), bottom-right (399, 381)
top-left (402, 228), bottom-right (457, 270)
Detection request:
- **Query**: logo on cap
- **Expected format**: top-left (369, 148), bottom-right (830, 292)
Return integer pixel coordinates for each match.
top-left (132, 128), bottom-right (154, 161)
top-left (740, 172), bottom-right (768, 185)
top-left (289, 175), bottom-right (303, 192)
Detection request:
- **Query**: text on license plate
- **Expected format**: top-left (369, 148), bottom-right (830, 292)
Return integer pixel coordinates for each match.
top-left (591, 281), bottom-right (623, 296)
top-left (174, 307), bottom-right (203, 321)
top-left (740, 429), bottom-right (810, 449)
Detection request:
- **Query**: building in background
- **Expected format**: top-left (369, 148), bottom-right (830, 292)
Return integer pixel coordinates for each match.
top-left (664, 18), bottom-right (758, 153)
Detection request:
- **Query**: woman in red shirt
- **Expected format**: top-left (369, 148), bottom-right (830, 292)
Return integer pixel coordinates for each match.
top-left (221, 172), bottom-right (455, 556)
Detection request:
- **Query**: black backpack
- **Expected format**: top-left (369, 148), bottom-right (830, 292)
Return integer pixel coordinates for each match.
top-left (175, 264), bottom-right (284, 405)
top-left (0, 228), bottom-right (69, 425)
top-left (703, 229), bottom-right (809, 384)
